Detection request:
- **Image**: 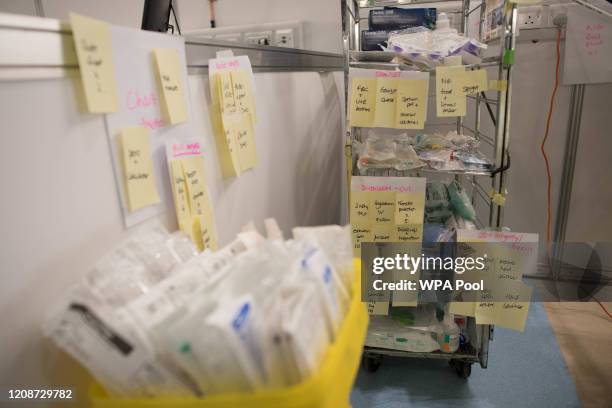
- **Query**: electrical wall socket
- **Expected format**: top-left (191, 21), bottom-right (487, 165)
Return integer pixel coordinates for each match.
top-left (245, 31), bottom-right (273, 46)
top-left (518, 6), bottom-right (543, 29)
top-left (186, 21), bottom-right (304, 49)
top-left (275, 29), bottom-right (295, 48)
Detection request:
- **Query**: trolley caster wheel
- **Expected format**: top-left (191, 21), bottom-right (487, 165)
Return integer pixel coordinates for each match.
top-left (455, 362), bottom-right (472, 379)
top-left (363, 355), bottom-right (382, 373)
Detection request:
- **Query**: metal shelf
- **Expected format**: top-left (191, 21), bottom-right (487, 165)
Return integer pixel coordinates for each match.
top-left (358, 166), bottom-right (493, 177)
top-left (364, 345), bottom-right (479, 362)
top-left (342, 0), bottom-right (518, 372)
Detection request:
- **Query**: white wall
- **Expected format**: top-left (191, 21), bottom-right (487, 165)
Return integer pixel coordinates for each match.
top-left (0, 0), bottom-right (344, 53)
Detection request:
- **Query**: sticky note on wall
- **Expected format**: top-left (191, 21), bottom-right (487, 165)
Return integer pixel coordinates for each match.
top-left (349, 77), bottom-right (377, 127)
top-left (395, 79), bottom-right (428, 129)
top-left (168, 149), bottom-right (218, 251)
top-left (117, 126), bottom-right (160, 212)
top-left (181, 156), bottom-right (212, 218)
top-left (153, 48), bottom-right (188, 124)
top-left (436, 66), bottom-right (467, 117)
top-left (231, 69), bottom-right (257, 123)
top-left (169, 159), bottom-right (191, 226)
top-left (70, 13), bottom-right (118, 113)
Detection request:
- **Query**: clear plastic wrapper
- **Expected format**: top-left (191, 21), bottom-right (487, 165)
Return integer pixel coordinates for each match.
top-left (447, 180), bottom-right (477, 221)
top-left (386, 25), bottom-right (487, 67)
top-left (357, 133), bottom-right (424, 172)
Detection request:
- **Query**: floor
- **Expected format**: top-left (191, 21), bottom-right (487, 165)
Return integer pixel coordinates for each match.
top-left (350, 302), bottom-right (582, 408)
top-left (544, 302), bottom-right (612, 408)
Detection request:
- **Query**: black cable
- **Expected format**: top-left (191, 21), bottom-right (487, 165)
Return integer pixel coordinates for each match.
top-left (490, 149), bottom-right (510, 177)
top-left (170, 1), bottom-right (181, 35)
top-left (481, 91), bottom-right (496, 127)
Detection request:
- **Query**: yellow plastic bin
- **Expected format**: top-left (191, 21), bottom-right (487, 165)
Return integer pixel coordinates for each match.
top-left (90, 260), bottom-right (368, 408)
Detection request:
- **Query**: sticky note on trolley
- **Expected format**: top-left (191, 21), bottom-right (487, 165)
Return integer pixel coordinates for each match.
top-left (461, 69), bottom-right (488, 95)
top-left (349, 77), bottom-right (377, 127)
top-left (373, 78), bottom-right (398, 127)
top-left (436, 65), bottom-right (466, 117)
top-left (153, 48), bottom-right (188, 124)
top-left (395, 79), bottom-right (428, 129)
top-left (118, 126), bottom-right (159, 212)
top-left (70, 13), bottom-right (118, 113)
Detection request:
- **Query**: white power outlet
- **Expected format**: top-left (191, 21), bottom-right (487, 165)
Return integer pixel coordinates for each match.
top-left (518, 6), bottom-right (543, 29)
top-left (245, 31), bottom-right (273, 46)
top-left (275, 29), bottom-right (295, 48)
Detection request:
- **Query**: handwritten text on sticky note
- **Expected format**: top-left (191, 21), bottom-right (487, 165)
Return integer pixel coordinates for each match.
top-left (118, 126), bottom-right (159, 211)
top-left (153, 48), bottom-right (188, 124)
top-left (436, 66), bottom-right (466, 117)
top-left (70, 13), bottom-right (118, 113)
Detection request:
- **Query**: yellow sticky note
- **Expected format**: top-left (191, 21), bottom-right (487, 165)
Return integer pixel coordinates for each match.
top-left (70, 13), bottom-right (118, 113)
top-left (153, 48), bottom-right (188, 124)
top-left (395, 192), bottom-right (425, 225)
top-left (436, 66), bottom-right (466, 117)
top-left (349, 77), bottom-right (377, 127)
top-left (374, 77), bottom-right (398, 127)
top-left (450, 302), bottom-right (476, 317)
top-left (209, 80), bottom-right (239, 179)
top-left (221, 114), bottom-right (243, 177)
top-left (197, 214), bottom-right (218, 251)
top-left (395, 79), bottom-right (428, 129)
top-left (372, 224), bottom-right (395, 242)
top-left (351, 226), bottom-right (372, 256)
top-left (366, 301), bottom-right (390, 316)
top-left (489, 79), bottom-right (508, 92)
top-left (231, 69), bottom-right (257, 124)
top-left (396, 225), bottom-right (423, 242)
top-left (461, 69), bottom-right (488, 95)
top-left (370, 192), bottom-right (395, 226)
top-left (219, 72), bottom-right (237, 115)
top-left (495, 280), bottom-right (532, 332)
top-left (117, 126), bottom-right (159, 212)
top-left (181, 156), bottom-right (212, 218)
top-left (169, 159), bottom-right (191, 226)
top-left (235, 115), bottom-right (258, 171)
top-left (350, 191), bottom-right (371, 227)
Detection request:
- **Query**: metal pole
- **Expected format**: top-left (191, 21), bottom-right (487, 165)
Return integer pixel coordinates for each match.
top-left (490, 4), bottom-right (517, 229)
top-left (551, 84), bottom-right (585, 280)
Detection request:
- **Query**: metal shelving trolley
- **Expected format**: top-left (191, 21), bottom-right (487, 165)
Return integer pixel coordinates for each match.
top-left (341, 0), bottom-right (518, 377)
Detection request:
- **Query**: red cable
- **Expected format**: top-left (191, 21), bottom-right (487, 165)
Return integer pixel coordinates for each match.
top-left (541, 28), bottom-right (561, 245)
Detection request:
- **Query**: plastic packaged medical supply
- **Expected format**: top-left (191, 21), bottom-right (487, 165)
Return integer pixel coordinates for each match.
top-left (288, 240), bottom-right (347, 338)
top-left (448, 180), bottom-right (476, 221)
top-left (43, 285), bottom-right (196, 398)
top-left (385, 18), bottom-right (487, 68)
top-left (46, 223), bottom-right (357, 398)
top-left (369, 7), bottom-right (437, 31)
top-left (366, 316), bottom-right (439, 353)
top-left (292, 224), bottom-right (355, 294)
top-left (357, 133), bottom-right (424, 172)
top-left (361, 30), bottom-right (390, 51)
top-left (436, 313), bottom-right (460, 353)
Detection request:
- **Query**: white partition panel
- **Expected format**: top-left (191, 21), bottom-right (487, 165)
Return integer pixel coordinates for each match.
top-left (0, 68), bottom-right (345, 393)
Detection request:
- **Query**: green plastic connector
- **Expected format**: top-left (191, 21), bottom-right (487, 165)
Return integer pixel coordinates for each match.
top-left (503, 49), bottom-right (516, 66)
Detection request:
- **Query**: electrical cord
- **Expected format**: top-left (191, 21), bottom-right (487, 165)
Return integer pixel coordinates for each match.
top-left (170, 1), bottom-right (181, 35)
top-left (541, 28), bottom-right (561, 245)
